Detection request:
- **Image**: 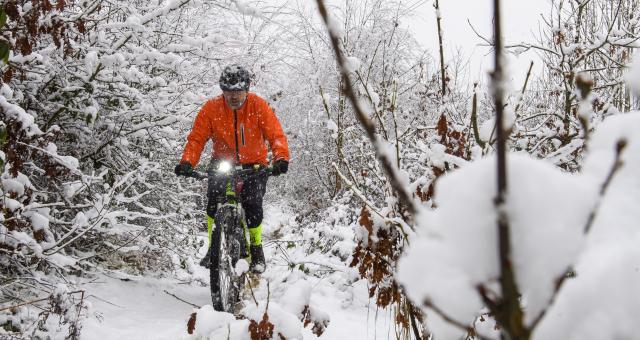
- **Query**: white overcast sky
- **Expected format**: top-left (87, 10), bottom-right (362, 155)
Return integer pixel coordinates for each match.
top-left (407, 0), bottom-right (551, 89)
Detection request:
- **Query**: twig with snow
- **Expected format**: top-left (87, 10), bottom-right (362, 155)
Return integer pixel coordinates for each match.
top-left (313, 164), bottom-right (334, 195)
top-left (491, 0), bottom-right (528, 338)
top-left (16, 141), bottom-right (81, 175)
top-left (266, 281), bottom-right (271, 312)
top-left (583, 139), bottom-right (627, 233)
top-left (576, 73), bottom-right (595, 143)
top-left (503, 42), bottom-right (561, 57)
top-left (390, 81), bottom-right (401, 168)
top-left (422, 299), bottom-right (492, 340)
top-left (246, 276), bottom-right (259, 307)
top-left (273, 241), bottom-right (295, 267)
top-left (331, 163), bottom-right (384, 219)
top-left (353, 70), bottom-right (389, 140)
top-left (85, 293), bottom-right (124, 308)
top-left (77, 228), bottom-right (146, 262)
top-left (528, 267), bottom-right (573, 330)
top-left (333, 163), bottom-right (414, 238)
top-left (513, 61), bottom-right (535, 116)
top-left (434, 0), bottom-right (447, 97)
top-left (0, 290), bottom-right (84, 312)
top-left (293, 261), bottom-right (342, 273)
top-left (73, 290), bottom-right (85, 334)
top-left (470, 83), bottom-right (486, 149)
top-left (163, 290), bottom-right (199, 308)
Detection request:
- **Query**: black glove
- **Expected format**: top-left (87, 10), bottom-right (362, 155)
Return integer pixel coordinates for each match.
top-left (174, 162), bottom-right (193, 177)
top-left (271, 160), bottom-right (288, 176)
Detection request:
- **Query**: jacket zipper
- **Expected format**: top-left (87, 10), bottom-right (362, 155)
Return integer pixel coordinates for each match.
top-left (240, 124), bottom-right (246, 146)
top-left (233, 109), bottom-right (240, 163)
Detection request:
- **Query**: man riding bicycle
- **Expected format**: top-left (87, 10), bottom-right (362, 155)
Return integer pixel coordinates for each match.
top-left (174, 64), bottom-right (290, 274)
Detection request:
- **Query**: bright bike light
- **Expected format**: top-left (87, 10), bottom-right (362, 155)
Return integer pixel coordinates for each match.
top-left (217, 161), bottom-right (232, 173)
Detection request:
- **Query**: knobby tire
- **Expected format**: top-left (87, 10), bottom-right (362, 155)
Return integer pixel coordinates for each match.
top-left (210, 207), bottom-right (246, 313)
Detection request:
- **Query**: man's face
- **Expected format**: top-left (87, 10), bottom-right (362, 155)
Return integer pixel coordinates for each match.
top-left (222, 90), bottom-right (248, 109)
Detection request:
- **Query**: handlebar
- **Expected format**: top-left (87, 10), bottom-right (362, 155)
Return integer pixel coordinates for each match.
top-left (185, 165), bottom-right (273, 181)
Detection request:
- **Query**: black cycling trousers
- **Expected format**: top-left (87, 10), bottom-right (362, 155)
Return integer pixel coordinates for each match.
top-left (206, 171), bottom-right (268, 229)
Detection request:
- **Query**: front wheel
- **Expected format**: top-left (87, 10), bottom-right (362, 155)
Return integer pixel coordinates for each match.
top-left (210, 209), bottom-right (244, 312)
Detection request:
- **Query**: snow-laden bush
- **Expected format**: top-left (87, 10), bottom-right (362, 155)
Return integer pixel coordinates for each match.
top-left (398, 111), bottom-right (640, 339)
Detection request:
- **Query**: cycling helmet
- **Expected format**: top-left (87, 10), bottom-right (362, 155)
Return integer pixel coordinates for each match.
top-left (219, 64), bottom-right (252, 91)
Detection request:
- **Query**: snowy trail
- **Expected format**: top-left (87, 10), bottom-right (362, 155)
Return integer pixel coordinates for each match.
top-left (80, 272), bottom-right (391, 340)
top-left (81, 275), bottom-right (210, 340)
top-left (79, 204), bottom-right (395, 340)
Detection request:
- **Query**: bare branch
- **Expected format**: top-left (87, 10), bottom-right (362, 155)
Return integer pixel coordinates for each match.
top-left (514, 61), bottom-right (535, 115)
top-left (492, 0), bottom-right (528, 338)
top-left (467, 19), bottom-right (492, 46)
top-left (354, 70), bottom-right (389, 139)
top-left (529, 267), bottom-right (574, 329)
top-left (423, 299), bottom-right (493, 340)
top-left (435, 0), bottom-right (447, 96)
top-left (584, 139), bottom-right (627, 233)
top-left (163, 290), bottom-right (200, 308)
top-left (470, 83), bottom-right (486, 149)
top-left (504, 42), bottom-right (561, 57)
top-left (0, 290), bottom-right (85, 312)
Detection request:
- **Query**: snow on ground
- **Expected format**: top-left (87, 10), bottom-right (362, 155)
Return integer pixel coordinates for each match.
top-left (81, 275), bottom-right (209, 340)
top-left (80, 203), bottom-right (395, 340)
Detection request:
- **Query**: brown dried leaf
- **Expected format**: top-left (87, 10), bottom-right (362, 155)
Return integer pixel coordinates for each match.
top-left (34, 229), bottom-right (45, 242)
top-left (248, 312), bottom-right (275, 340)
top-left (376, 287), bottom-right (391, 307)
top-left (362, 252), bottom-right (373, 270)
top-left (436, 114), bottom-right (448, 139)
top-left (301, 305), bottom-right (329, 337)
top-left (311, 320), bottom-right (328, 337)
top-left (396, 310), bottom-right (409, 328)
top-left (3, 67), bottom-right (13, 83)
top-left (415, 185), bottom-right (429, 202)
top-left (17, 36), bottom-right (32, 55)
top-left (392, 285), bottom-right (402, 303)
top-left (42, 0), bottom-right (53, 12)
top-left (75, 20), bottom-right (85, 34)
top-left (358, 206), bottom-right (373, 236)
top-left (4, 2), bottom-right (20, 20)
top-left (186, 312), bottom-right (196, 335)
top-left (349, 245), bottom-right (361, 268)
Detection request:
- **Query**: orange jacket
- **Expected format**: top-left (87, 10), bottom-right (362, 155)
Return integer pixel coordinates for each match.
top-left (180, 93), bottom-right (290, 167)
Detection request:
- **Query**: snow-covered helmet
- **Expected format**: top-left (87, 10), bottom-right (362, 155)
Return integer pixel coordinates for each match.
top-left (219, 64), bottom-right (252, 91)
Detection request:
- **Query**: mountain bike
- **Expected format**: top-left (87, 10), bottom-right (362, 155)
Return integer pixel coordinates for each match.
top-left (190, 161), bottom-right (272, 312)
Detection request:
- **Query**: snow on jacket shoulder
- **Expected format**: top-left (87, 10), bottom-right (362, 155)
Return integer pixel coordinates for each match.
top-left (180, 93), bottom-right (290, 167)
